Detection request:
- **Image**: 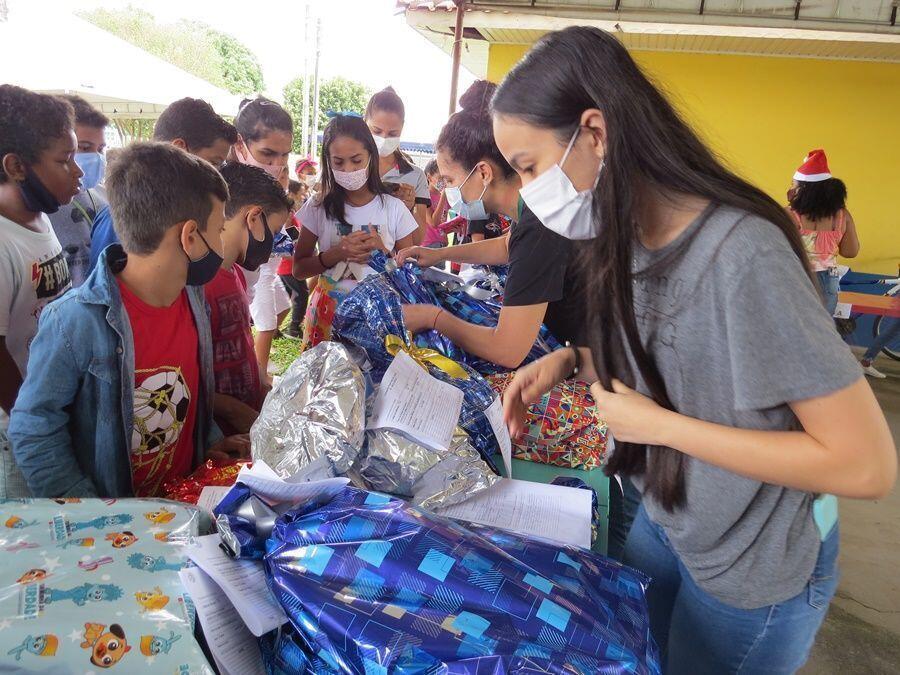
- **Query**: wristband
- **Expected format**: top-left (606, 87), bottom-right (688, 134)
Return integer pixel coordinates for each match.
top-left (565, 341), bottom-right (581, 379)
top-left (432, 308), bottom-right (443, 331)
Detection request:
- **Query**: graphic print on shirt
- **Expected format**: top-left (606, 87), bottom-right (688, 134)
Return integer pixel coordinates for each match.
top-left (212, 291), bottom-right (256, 402)
top-left (31, 249), bottom-right (71, 302)
top-left (130, 366), bottom-right (191, 496)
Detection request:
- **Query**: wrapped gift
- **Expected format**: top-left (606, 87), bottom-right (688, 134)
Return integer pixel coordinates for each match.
top-left (162, 459), bottom-right (247, 504)
top-left (0, 498), bottom-right (210, 673)
top-left (232, 485), bottom-right (659, 674)
top-left (250, 342), bottom-right (366, 479)
top-left (487, 372), bottom-right (610, 470)
top-left (332, 276), bottom-right (500, 468)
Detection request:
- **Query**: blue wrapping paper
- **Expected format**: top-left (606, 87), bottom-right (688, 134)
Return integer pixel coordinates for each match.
top-left (331, 261), bottom-right (500, 468)
top-left (249, 485), bottom-right (659, 674)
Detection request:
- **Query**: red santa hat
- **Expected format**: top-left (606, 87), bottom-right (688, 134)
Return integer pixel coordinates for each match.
top-left (793, 149), bottom-right (832, 182)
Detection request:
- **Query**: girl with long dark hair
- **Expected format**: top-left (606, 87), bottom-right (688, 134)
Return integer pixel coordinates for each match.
top-left (497, 27), bottom-right (895, 673)
top-left (364, 87), bottom-right (431, 240)
top-left (292, 114), bottom-right (418, 350)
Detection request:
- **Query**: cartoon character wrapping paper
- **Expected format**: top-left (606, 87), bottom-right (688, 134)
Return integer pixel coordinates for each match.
top-left (0, 498), bottom-right (214, 674)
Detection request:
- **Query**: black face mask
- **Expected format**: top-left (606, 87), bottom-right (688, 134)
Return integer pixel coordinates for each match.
top-left (241, 211), bottom-right (274, 272)
top-left (185, 230), bottom-right (224, 286)
top-left (20, 166), bottom-right (61, 214)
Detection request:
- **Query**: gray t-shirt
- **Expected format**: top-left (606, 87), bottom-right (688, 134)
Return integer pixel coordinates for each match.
top-left (48, 188), bottom-right (107, 287)
top-left (629, 204), bottom-right (860, 609)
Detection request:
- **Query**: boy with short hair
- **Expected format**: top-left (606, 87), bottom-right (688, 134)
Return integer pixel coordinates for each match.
top-left (89, 97), bottom-right (238, 271)
top-left (0, 85), bottom-right (81, 497)
top-left (49, 94), bottom-right (110, 286)
top-left (209, 163), bottom-right (291, 434)
top-left (10, 142), bottom-right (248, 498)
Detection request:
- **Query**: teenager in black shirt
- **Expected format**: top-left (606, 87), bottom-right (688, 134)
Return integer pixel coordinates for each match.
top-left (397, 81), bottom-right (582, 368)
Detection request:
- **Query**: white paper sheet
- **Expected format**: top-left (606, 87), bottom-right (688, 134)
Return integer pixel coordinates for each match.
top-left (179, 567), bottom-right (266, 675)
top-left (185, 534), bottom-right (287, 636)
top-left (435, 478), bottom-right (593, 549)
top-left (833, 302), bottom-right (852, 319)
top-left (368, 350), bottom-right (464, 451)
top-left (483, 396), bottom-right (512, 477)
top-left (197, 486), bottom-right (232, 514)
top-left (235, 460), bottom-right (350, 504)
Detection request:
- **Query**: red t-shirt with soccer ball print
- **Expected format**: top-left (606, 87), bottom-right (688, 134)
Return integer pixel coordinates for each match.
top-left (117, 278), bottom-right (198, 497)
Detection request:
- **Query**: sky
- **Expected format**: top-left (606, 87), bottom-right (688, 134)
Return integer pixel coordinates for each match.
top-left (22, 0), bottom-right (475, 143)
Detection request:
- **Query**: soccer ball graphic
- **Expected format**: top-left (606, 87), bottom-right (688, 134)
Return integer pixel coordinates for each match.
top-left (132, 368), bottom-right (190, 455)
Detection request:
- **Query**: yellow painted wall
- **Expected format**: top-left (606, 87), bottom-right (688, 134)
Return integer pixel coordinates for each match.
top-left (487, 43), bottom-right (900, 274)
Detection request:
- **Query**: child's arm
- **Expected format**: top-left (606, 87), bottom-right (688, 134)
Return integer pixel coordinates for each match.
top-left (213, 393), bottom-right (259, 435)
top-left (7, 307), bottom-right (98, 497)
top-left (0, 338), bottom-right (22, 415)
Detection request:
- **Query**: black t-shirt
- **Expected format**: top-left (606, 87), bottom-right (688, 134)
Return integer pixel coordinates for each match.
top-left (504, 204), bottom-right (584, 344)
top-left (465, 214), bottom-right (505, 243)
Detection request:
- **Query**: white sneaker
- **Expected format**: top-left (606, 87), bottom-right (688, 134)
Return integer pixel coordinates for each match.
top-left (862, 363), bottom-right (886, 379)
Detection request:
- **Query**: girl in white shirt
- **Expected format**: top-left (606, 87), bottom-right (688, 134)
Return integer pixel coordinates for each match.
top-left (292, 114), bottom-right (418, 350)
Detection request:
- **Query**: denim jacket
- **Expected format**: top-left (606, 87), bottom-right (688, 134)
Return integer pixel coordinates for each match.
top-left (9, 245), bottom-right (222, 497)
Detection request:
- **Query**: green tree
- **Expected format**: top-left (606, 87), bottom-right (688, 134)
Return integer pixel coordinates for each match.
top-left (80, 7), bottom-right (264, 96)
top-left (283, 76), bottom-right (371, 153)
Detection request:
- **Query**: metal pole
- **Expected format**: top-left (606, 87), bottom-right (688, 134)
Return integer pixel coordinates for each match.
top-left (300, 2), bottom-right (310, 158)
top-left (448, 1), bottom-right (466, 116)
top-left (310, 18), bottom-right (322, 158)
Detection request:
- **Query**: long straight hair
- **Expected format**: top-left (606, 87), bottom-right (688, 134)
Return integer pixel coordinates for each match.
top-left (493, 26), bottom-right (814, 511)
top-left (318, 114), bottom-right (387, 224)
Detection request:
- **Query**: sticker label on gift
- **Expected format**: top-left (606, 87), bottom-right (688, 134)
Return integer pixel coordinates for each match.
top-left (484, 396), bottom-right (512, 477)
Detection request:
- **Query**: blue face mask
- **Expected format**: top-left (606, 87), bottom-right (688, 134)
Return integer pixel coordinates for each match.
top-left (444, 163), bottom-right (488, 221)
top-left (75, 152), bottom-right (106, 190)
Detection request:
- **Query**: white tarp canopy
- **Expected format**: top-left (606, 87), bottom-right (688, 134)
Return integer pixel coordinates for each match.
top-left (0, 3), bottom-right (240, 120)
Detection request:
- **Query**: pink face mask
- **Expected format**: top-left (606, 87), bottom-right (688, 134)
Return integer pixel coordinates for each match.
top-left (236, 140), bottom-right (287, 182)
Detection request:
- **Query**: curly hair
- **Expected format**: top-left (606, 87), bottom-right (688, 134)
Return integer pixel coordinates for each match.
top-left (436, 80), bottom-right (514, 178)
top-left (0, 85), bottom-right (74, 184)
top-left (789, 178), bottom-right (847, 221)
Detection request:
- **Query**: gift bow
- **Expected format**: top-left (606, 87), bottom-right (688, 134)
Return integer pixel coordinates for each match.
top-left (385, 333), bottom-right (469, 380)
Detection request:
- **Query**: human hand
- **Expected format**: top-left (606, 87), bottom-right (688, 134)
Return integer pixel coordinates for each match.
top-left (205, 434), bottom-right (251, 463)
top-left (402, 304), bottom-right (442, 334)
top-left (226, 401), bottom-right (259, 435)
top-left (337, 230), bottom-right (370, 263)
top-left (503, 349), bottom-right (574, 439)
top-left (590, 379), bottom-right (670, 446)
top-left (361, 229), bottom-right (388, 254)
top-left (395, 246), bottom-right (442, 268)
top-left (394, 183), bottom-right (416, 211)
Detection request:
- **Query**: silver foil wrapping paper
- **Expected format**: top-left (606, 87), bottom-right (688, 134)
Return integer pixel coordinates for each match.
top-left (250, 342), bottom-right (366, 478)
top-left (361, 429), bottom-right (499, 509)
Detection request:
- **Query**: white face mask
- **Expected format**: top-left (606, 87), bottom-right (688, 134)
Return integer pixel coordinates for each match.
top-left (519, 126), bottom-right (603, 240)
top-left (332, 163), bottom-right (369, 191)
top-left (303, 174), bottom-right (318, 188)
top-left (373, 134), bottom-right (401, 158)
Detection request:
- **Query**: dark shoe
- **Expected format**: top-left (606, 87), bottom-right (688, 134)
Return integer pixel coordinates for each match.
top-left (282, 326), bottom-right (302, 340)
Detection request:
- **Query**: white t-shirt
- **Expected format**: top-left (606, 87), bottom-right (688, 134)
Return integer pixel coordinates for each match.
top-left (0, 213), bottom-right (72, 376)
top-left (298, 194), bottom-right (418, 280)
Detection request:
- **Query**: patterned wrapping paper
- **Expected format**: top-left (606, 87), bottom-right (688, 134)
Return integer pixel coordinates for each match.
top-left (487, 372), bottom-right (610, 471)
top-left (331, 269), bottom-right (500, 470)
top-left (0, 498), bottom-right (211, 673)
top-left (252, 485), bottom-right (659, 674)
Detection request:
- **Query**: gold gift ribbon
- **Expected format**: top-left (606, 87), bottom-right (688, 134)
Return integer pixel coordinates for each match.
top-left (385, 333), bottom-right (469, 380)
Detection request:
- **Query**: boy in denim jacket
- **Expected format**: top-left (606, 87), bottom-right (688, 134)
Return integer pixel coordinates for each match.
top-left (10, 142), bottom-right (249, 497)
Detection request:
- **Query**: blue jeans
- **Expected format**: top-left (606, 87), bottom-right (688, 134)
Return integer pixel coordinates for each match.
top-left (816, 270), bottom-right (840, 317)
top-left (607, 476), bottom-right (642, 561)
top-left (624, 506), bottom-right (838, 674)
top-left (863, 318), bottom-right (899, 362)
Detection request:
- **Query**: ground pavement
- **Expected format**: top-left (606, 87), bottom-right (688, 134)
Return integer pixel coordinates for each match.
top-left (803, 352), bottom-right (900, 674)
